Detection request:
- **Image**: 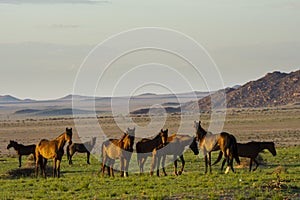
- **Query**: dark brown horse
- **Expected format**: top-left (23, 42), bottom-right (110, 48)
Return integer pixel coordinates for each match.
top-left (67, 137), bottom-right (96, 165)
top-left (213, 141), bottom-right (277, 171)
top-left (7, 140), bottom-right (36, 167)
top-left (35, 128), bottom-right (73, 178)
top-left (194, 121), bottom-right (240, 174)
top-left (136, 129), bottom-right (168, 176)
top-left (101, 127), bottom-right (135, 177)
top-left (156, 134), bottom-right (199, 176)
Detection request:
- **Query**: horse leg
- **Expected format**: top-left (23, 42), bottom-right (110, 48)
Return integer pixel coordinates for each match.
top-left (208, 152), bottom-right (212, 174)
top-left (204, 155), bottom-right (208, 174)
top-left (120, 157), bottom-right (124, 177)
top-left (230, 155), bottom-right (235, 173)
top-left (35, 155), bottom-right (40, 178)
top-left (110, 160), bottom-right (115, 177)
top-left (249, 158), bottom-right (253, 172)
top-left (156, 155), bottom-right (161, 177)
top-left (18, 155), bottom-right (22, 167)
top-left (172, 155), bottom-right (178, 176)
top-left (42, 159), bottom-right (47, 178)
top-left (221, 159), bottom-right (226, 171)
top-left (140, 157), bottom-right (145, 174)
top-left (253, 158), bottom-right (259, 171)
top-left (70, 153), bottom-right (73, 165)
top-left (150, 154), bottom-right (156, 176)
top-left (53, 159), bottom-right (57, 177)
top-left (87, 152), bottom-right (90, 164)
top-left (162, 155), bottom-right (167, 176)
top-left (56, 159), bottom-right (61, 178)
top-left (179, 155), bottom-right (185, 175)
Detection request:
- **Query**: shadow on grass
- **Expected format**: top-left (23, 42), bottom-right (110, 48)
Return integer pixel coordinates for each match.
top-left (3, 165), bottom-right (55, 179)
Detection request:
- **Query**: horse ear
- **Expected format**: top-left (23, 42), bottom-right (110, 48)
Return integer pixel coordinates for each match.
top-left (161, 129), bottom-right (163, 132)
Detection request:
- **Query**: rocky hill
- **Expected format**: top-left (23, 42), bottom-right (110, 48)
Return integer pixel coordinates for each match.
top-left (183, 70), bottom-right (300, 111)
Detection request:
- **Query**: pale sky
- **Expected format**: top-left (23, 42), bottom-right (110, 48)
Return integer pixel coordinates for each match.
top-left (0, 0), bottom-right (299, 100)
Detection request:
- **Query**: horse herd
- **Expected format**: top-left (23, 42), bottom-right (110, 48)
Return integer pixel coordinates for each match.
top-left (6, 121), bottom-right (277, 178)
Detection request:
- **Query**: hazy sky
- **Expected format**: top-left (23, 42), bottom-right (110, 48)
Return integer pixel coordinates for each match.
top-left (0, 0), bottom-right (299, 100)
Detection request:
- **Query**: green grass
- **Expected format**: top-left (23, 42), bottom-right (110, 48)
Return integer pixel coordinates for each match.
top-left (1, 147), bottom-right (300, 199)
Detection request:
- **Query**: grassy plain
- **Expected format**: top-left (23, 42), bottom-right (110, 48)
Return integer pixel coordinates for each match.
top-left (0, 107), bottom-right (299, 199)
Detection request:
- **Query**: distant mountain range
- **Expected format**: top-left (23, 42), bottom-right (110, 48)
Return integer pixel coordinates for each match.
top-left (183, 70), bottom-right (300, 111)
top-left (1, 69), bottom-right (299, 116)
top-left (0, 95), bottom-right (35, 103)
top-left (0, 91), bottom-right (210, 117)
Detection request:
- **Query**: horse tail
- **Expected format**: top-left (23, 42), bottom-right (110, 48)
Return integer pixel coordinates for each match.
top-left (212, 151), bottom-right (223, 166)
top-left (231, 135), bottom-right (240, 165)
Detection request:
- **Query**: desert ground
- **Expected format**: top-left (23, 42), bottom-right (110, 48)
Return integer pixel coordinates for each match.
top-left (1, 106), bottom-right (299, 156)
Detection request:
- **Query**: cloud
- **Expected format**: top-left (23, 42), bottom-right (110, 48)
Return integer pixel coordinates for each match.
top-left (0, 0), bottom-right (110, 4)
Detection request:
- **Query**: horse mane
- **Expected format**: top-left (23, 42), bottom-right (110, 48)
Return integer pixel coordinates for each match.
top-left (55, 132), bottom-right (66, 140)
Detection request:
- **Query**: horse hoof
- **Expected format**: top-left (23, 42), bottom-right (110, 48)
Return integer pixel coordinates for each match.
top-left (178, 171), bottom-right (182, 175)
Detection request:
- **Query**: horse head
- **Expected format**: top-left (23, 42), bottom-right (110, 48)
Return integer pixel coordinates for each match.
top-left (7, 140), bottom-right (14, 149)
top-left (194, 121), bottom-right (206, 141)
top-left (65, 128), bottom-right (73, 145)
top-left (189, 137), bottom-right (199, 155)
top-left (126, 127), bottom-right (135, 151)
top-left (120, 132), bottom-right (134, 152)
top-left (159, 129), bottom-right (168, 146)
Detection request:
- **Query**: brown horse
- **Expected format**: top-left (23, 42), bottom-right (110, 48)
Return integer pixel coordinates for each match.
top-left (101, 127), bottom-right (135, 177)
top-left (213, 141), bottom-right (277, 171)
top-left (194, 121), bottom-right (240, 174)
top-left (35, 128), bottom-right (73, 178)
top-left (7, 140), bottom-right (36, 167)
top-left (67, 137), bottom-right (96, 165)
top-left (156, 134), bottom-right (199, 176)
top-left (136, 129), bottom-right (168, 176)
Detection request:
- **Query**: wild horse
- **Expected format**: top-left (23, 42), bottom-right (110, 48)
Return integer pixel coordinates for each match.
top-left (101, 128), bottom-right (135, 177)
top-left (213, 141), bottom-right (277, 171)
top-left (35, 128), bottom-right (73, 178)
top-left (194, 121), bottom-right (240, 174)
top-left (136, 129), bottom-right (168, 176)
top-left (156, 134), bottom-right (199, 176)
top-left (67, 137), bottom-right (96, 164)
top-left (7, 140), bottom-right (36, 167)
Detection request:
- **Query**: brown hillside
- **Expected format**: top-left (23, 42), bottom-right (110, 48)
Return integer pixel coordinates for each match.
top-left (184, 70), bottom-right (300, 111)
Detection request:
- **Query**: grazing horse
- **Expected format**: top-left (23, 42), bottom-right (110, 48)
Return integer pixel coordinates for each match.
top-left (35, 128), bottom-right (73, 178)
top-left (101, 128), bottom-right (135, 177)
top-left (7, 140), bottom-right (36, 167)
top-left (67, 137), bottom-right (96, 165)
top-left (157, 134), bottom-right (199, 176)
top-left (213, 141), bottom-right (277, 171)
top-left (194, 121), bottom-right (240, 174)
top-left (136, 129), bottom-right (168, 176)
